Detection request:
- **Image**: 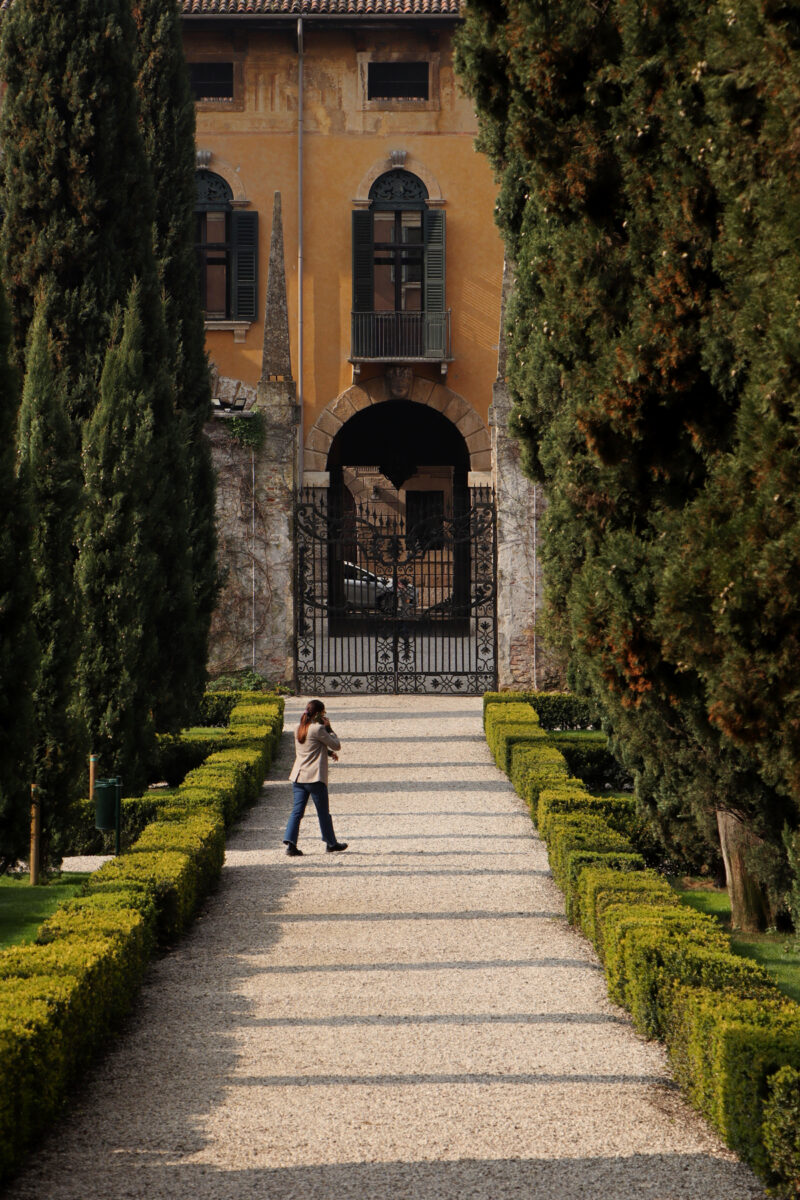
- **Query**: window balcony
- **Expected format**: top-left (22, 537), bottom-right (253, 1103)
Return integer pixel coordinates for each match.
top-left (350, 310), bottom-right (452, 366)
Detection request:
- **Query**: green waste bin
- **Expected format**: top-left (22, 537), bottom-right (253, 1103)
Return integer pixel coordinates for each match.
top-left (94, 778), bottom-right (117, 831)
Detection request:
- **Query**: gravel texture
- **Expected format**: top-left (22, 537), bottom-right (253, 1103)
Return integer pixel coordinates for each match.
top-left (7, 696), bottom-right (765, 1199)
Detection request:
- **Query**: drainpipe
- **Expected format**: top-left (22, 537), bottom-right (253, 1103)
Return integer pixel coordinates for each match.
top-left (252, 447), bottom-right (256, 670)
top-left (297, 16), bottom-right (304, 484)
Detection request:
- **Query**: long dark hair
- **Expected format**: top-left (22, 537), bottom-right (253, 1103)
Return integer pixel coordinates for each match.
top-left (297, 699), bottom-right (325, 744)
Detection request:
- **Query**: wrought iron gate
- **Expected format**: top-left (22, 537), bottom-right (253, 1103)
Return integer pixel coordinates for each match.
top-left (295, 485), bottom-right (497, 694)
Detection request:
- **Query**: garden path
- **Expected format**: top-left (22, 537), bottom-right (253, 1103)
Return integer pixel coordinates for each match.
top-left (9, 696), bottom-right (765, 1199)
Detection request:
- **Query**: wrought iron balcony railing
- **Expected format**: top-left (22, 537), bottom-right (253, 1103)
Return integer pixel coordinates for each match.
top-left (350, 310), bottom-right (452, 363)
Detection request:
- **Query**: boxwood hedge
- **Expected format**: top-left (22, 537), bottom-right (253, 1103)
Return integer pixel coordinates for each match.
top-left (484, 693), bottom-right (800, 1196)
top-left (0, 691), bottom-right (284, 1185)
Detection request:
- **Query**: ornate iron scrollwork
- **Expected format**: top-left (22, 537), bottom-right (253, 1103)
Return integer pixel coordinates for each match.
top-left (294, 485), bottom-right (497, 694)
top-left (195, 169), bottom-right (233, 211)
top-left (369, 169), bottom-right (428, 207)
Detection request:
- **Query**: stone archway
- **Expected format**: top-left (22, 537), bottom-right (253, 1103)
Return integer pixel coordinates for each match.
top-left (302, 373), bottom-right (491, 479)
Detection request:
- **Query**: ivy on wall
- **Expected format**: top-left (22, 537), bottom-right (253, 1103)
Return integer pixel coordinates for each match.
top-left (226, 412), bottom-right (266, 452)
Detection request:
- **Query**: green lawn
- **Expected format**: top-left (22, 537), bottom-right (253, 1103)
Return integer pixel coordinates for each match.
top-left (671, 879), bottom-right (800, 1004)
top-left (0, 873), bottom-right (91, 950)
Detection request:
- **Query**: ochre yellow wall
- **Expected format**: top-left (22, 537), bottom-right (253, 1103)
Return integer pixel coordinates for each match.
top-left (185, 23), bottom-right (503, 438)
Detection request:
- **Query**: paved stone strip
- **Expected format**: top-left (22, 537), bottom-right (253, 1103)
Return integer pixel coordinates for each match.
top-left (8, 696), bottom-right (764, 1199)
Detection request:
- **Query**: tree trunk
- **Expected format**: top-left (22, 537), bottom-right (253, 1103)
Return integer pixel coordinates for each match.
top-left (716, 808), bottom-right (772, 933)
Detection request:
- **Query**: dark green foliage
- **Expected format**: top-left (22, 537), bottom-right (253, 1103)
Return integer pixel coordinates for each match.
top-left (0, 283), bottom-right (35, 867)
top-left (787, 829), bottom-right (800, 951)
top-left (15, 300), bottom-right (85, 862)
top-left (67, 793), bottom-right (168, 857)
top-left (528, 692), bottom-right (600, 731)
top-left (206, 669), bottom-right (292, 695)
top-left (196, 691), bottom-right (239, 727)
top-left (548, 731), bottom-right (631, 791)
top-left (134, 0), bottom-right (219, 716)
top-left (77, 285), bottom-right (162, 790)
top-left (76, 270), bottom-right (200, 770)
top-left (656, 1), bottom-right (800, 814)
top-left (0, 0), bottom-right (155, 420)
top-left (456, 0), bottom-right (799, 916)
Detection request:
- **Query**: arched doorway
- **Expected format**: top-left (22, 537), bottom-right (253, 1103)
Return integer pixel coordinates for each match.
top-left (296, 396), bottom-right (496, 693)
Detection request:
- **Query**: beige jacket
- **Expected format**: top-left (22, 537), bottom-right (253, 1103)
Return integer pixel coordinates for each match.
top-left (289, 721), bottom-right (341, 784)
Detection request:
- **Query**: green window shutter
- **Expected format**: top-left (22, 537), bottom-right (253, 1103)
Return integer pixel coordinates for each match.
top-left (423, 209), bottom-right (446, 312)
top-left (352, 210), bottom-right (374, 312)
top-left (231, 210), bottom-right (258, 321)
top-left (423, 209), bottom-right (446, 356)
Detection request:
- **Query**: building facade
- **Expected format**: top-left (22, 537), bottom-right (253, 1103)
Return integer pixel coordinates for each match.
top-left (181, 0), bottom-right (544, 692)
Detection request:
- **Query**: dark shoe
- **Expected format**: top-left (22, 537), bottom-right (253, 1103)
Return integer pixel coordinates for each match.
top-left (326, 841), bottom-right (348, 853)
top-left (284, 842), bottom-right (303, 856)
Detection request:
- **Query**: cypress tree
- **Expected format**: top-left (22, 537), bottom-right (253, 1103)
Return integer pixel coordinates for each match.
top-left (656, 0), bottom-right (800, 901)
top-left (16, 296), bottom-right (85, 863)
top-left (77, 284), bottom-right (162, 790)
top-left (0, 0), bottom-right (154, 419)
top-left (0, 283), bottom-right (36, 868)
top-left (456, 0), bottom-right (794, 925)
top-left (134, 0), bottom-right (219, 715)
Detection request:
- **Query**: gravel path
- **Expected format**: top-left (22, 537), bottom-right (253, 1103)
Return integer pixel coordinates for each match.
top-left (7, 696), bottom-right (765, 1199)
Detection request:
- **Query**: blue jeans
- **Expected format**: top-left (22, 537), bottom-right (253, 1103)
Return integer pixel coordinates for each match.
top-left (285, 781), bottom-right (337, 847)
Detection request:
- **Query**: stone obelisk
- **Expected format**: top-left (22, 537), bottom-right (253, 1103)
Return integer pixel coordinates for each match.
top-left (252, 191), bottom-right (299, 684)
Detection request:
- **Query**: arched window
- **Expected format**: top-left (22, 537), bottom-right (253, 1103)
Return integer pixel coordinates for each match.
top-left (352, 169), bottom-right (448, 362)
top-left (195, 170), bottom-right (258, 322)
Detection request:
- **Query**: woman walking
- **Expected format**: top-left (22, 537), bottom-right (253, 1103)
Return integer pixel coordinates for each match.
top-left (284, 699), bottom-right (348, 856)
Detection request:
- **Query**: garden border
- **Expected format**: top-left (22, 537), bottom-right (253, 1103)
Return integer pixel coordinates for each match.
top-left (485, 692), bottom-right (800, 1196)
top-left (0, 691), bottom-right (284, 1185)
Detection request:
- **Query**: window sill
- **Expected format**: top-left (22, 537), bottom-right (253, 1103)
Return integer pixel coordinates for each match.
top-left (204, 320), bottom-right (251, 343)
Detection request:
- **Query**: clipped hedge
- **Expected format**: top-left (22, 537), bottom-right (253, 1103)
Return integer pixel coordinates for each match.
top-left (763, 1066), bottom-right (800, 1195)
top-left (484, 702), bottom-right (544, 774)
top-left (538, 789), bottom-right (636, 841)
top-left (67, 711), bottom-right (252, 855)
top-left (667, 988), bottom-right (800, 1178)
top-left (482, 690), bottom-right (600, 730)
top-left (528, 691), bottom-right (600, 731)
top-left (0, 691), bottom-right (284, 1185)
top-left (548, 730), bottom-right (632, 791)
top-left (67, 791), bottom-right (172, 856)
top-left (484, 692), bottom-right (800, 1196)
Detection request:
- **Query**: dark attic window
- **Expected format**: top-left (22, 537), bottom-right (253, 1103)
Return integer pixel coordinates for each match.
top-left (367, 61), bottom-right (429, 101)
top-left (189, 62), bottom-right (235, 102)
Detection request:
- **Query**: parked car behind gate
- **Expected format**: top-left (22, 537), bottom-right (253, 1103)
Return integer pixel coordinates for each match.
top-left (343, 561), bottom-right (416, 613)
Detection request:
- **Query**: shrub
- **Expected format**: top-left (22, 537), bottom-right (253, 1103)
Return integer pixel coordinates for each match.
top-left (483, 688), bottom-right (800, 1191)
top-left (604, 906), bottom-right (766, 1037)
top-left (548, 731), bottom-right (632, 790)
top-left (195, 690), bottom-right (238, 727)
top-left (484, 702), bottom-right (542, 773)
top-left (600, 903), bottom-right (707, 1010)
top-left (482, 691), bottom-right (536, 718)
top-left (545, 812), bottom-right (633, 891)
top-left (763, 1065), bottom-right (800, 1197)
top-left (66, 791), bottom-right (169, 856)
top-left (527, 691), bottom-right (601, 730)
top-left (538, 789), bottom-right (635, 841)
top-left (581, 870), bottom-right (678, 954)
top-left (482, 690), bottom-right (601, 731)
top-left (666, 988), bottom-right (800, 1176)
top-left (152, 727), bottom-right (235, 786)
top-left (508, 744), bottom-right (579, 821)
top-left (564, 852), bottom-right (645, 923)
top-left (0, 691), bottom-right (283, 1184)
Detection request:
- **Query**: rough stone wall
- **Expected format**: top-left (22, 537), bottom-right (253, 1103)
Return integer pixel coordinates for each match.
top-left (492, 265), bottom-right (565, 691)
top-left (492, 377), bottom-right (539, 690)
top-left (206, 396), bottom-right (297, 684)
